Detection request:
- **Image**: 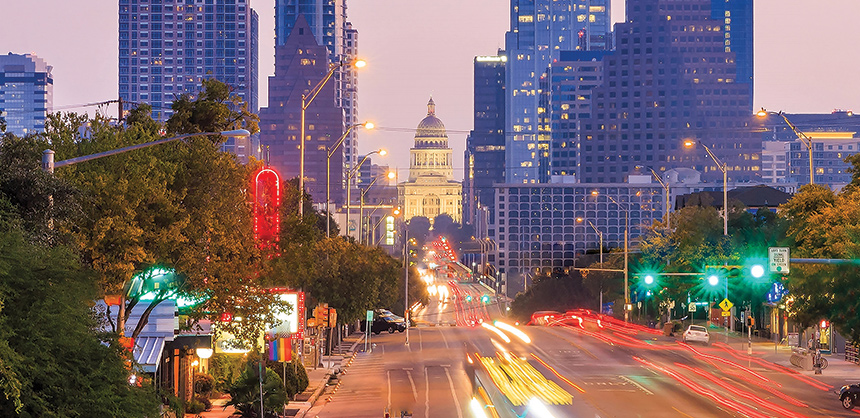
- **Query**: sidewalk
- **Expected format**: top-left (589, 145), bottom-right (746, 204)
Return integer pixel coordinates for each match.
top-left (195, 332), bottom-right (366, 418)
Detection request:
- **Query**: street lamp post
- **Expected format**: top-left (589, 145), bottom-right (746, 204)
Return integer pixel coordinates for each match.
top-left (576, 217), bottom-right (604, 312)
top-left (42, 129), bottom-right (251, 173)
top-left (359, 171), bottom-right (395, 245)
top-left (591, 191), bottom-right (630, 323)
top-left (299, 59), bottom-right (366, 217)
top-left (326, 122), bottom-right (374, 238)
top-left (757, 108), bottom-right (814, 185)
top-left (345, 149), bottom-right (386, 239)
top-left (637, 165), bottom-right (671, 230)
top-left (684, 140), bottom-right (728, 236)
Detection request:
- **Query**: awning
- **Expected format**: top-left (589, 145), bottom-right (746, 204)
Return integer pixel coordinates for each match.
top-left (133, 336), bottom-right (165, 373)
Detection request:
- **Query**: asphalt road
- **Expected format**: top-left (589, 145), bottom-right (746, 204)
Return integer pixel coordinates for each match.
top-left (317, 280), bottom-right (858, 418)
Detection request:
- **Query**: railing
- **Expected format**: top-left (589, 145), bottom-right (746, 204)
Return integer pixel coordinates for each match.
top-left (846, 343), bottom-right (859, 365)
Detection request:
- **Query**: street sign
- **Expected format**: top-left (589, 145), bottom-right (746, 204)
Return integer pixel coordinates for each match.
top-left (688, 303), bottom-right (697, 313)
top-left (719, 298), bottom-right (733, 312)
top-left (721, 311), bottom-right (731, 317)
top-left (366, 310), bottom-right (374, 322)
top-left (769, 247), bottom-right (790, 274)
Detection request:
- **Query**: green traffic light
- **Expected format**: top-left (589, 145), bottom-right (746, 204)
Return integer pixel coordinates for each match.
top-left (751, 264), bottom-right (765, 278)
top-left (466, 295), bottom-right (472, 302)
top-left (644, 275), bottom-right (654, 285)
top-left (707, 275), bottom-right (720, 286)
top-left (481, 295), bottom-right (490, 303)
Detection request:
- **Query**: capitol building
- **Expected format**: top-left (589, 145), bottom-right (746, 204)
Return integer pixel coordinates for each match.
top-left (397, 98), bottom-right (462, 224)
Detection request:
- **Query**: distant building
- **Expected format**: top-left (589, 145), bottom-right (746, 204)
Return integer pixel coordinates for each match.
top-left (578, 0), bottom-right (759, 184)
top-left (546, 50), bottom-right (610, 180)
top-left (465, 54), bottom-right (506, 230)
top-left (275, 0), bottom-right (360, 179)
top-left (490, 182), bottom-right (664, 297)
top-left (220, 132), bottom-right (261, 164)
top-left (504, 0), bottom-right (611, 184)
top-left (259, 15), bottom-right (344, 205)
top-left (760, 141), bottom-right (789, 184)
top-left (398, 98), bottom-right (462, 224)
top-left (710, 0), bottom-right (754, 107)
top-left (0, 52), bottom-right (52, 136)
top-left (118, 0), bottom-right (259, 120)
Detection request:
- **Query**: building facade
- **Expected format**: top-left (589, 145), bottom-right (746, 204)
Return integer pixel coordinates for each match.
top-left (465, 54), bottom-right (506, 230)
top-left (275, 0), bottom-right (360, 183)
top-left (710, 0), bottom-right (753, 106)
top-left (118, 0), bottom-right (259, 120)
top-left (398, 98), bottom-right (462, 224)
top-left (491, 182), bottom-right (664, 296)
top-left (0, 53), bottom-right (52, 136)
top-left (504, 0), bottom-right (611, 183)
top-left (259, 15), bottom-right (344, 205)
top-left (578, 0), bottom-right (759, 185)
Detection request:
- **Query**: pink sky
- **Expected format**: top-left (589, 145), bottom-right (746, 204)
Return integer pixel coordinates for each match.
top-left (1, 0), bottom-right (859, 181)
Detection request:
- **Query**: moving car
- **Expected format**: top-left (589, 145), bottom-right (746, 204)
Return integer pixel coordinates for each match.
top-left (682, 325), bottom-right (710, 345)
top-left (527, 311), bottom-right (563, 326)
top-left (840, 383), bottom-right (860, 409)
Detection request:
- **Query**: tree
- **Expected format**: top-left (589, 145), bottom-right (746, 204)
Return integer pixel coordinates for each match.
top-left (0, 225), bottom-right (159, 416)
top-left (224, 353), bottom-right (286, 418)
top-left (509, 270), bottom-right (593, 322)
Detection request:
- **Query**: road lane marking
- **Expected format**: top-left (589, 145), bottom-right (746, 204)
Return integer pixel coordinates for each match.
top-left (444, 366), bottom-right (464, 418)
top-left (619, 375), bottom-right (654, 395)
top-left (672, 406), bottom-right (697, 418)
top-left (419, 328), bottom-right (423, 351)
top-left (439, 328), bottom-right (450, 348)
top-left (407, 370), bottom-right (418, 401)
top-left (386, 370), bottom-right (391, 410)
top-left (425, 366), bottom-right (430, 418)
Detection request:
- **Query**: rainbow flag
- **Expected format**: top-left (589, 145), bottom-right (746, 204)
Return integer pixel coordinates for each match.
top-left (268, 337), bottom-right (291, 362)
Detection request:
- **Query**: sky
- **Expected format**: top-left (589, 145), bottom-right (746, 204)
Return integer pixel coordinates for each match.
top-left (2, 0), bottom-right (859, 182)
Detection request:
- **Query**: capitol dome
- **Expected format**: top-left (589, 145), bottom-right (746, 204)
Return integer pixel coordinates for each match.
top-left (414, 98), bottom-right (448, 148)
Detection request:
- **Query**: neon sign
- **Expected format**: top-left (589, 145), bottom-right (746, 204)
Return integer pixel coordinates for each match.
top-left (253, 167), bottom-right (281, 245)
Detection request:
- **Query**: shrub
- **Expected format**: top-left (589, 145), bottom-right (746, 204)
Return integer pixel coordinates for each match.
top-left (194, 373), bottom-right (215, 396)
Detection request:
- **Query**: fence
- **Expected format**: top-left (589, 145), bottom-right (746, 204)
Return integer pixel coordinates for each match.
top-left (846, 343), bottom-right (859, 365)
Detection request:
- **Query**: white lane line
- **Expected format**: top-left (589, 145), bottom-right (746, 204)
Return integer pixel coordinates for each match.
top-left (387, 370), bottom-right (391, 410)
top-left (425, 366), bottom-right (430, 418)
top-left (419, 328), bottom-right (423, 351)
top-left (444, 367), bottom-right (464, 418)
top-left (620, 375), bottom-right (654, 395)
top-left (439, 328), bottom-right (450, 349)
top-left (407, 370), bottom-right (418, 401)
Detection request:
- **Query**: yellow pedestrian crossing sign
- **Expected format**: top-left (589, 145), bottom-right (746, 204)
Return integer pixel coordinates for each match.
top-left (719, 298), bottom-right (733, 312)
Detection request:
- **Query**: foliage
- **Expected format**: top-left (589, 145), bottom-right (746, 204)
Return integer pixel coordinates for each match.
top-left (224, 353), bottom-right (286, 418)
top-left (194, 372), bottom-right (215, 397)
top-left (266, 361), bottom-right (309, 399)
top-left (509, 271), bottom-right (593, 322)
top-left (0, 227), bottom-right (159, 417)
top-left (210, 353), bottom-right (246, 393)
top-left (186, 397), bottom-right (207, 414)
top-left (166, 78), bottom-right (259, 137)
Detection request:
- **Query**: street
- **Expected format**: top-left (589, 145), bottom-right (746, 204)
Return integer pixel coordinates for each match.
top-left (315, 280), bottom-right (859, 418)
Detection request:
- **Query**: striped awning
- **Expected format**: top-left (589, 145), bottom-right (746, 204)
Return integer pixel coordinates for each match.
top-left (133, 336), bottom-right (165, 373)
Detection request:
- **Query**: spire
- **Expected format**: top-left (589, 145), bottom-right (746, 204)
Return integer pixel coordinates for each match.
top-left (427, 97), bottom-right (435, 116)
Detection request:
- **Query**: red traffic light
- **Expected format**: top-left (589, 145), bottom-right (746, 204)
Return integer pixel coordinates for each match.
top-left (820, 320), bottom-right (828, 328)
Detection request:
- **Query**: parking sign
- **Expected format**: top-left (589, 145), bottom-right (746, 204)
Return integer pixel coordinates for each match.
top-left (768, 247), bottom-right (790, 274)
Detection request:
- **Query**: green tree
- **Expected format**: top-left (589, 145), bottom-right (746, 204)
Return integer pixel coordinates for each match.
top-left (224, 354), bottom-right (286, 418)
top-left (509, 270), bottom-right (592, 322)
top-left (0, 226), bottom-right (159, 417)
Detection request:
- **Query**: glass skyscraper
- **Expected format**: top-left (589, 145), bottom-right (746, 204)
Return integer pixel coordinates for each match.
top-left (504, 0), bottom-right (611, 184)
top-left (0, 53), bottom-right (52, 136)
top-left (118, 0), bottom-right (259, 121)
top-left (711, 0), bottom-right (753, 109)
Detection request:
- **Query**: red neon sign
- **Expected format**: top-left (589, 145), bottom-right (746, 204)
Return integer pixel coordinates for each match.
top-left (253, 167), bottom-right (281, 245)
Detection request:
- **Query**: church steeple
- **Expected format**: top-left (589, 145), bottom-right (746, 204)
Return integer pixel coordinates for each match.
top-left (427, 97), bottom-right (435, 116)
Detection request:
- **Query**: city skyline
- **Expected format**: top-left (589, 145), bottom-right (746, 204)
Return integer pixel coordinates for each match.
top-left (1, 0), bottom-right (859, 182)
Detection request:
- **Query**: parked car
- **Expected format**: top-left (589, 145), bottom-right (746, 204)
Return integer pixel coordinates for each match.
top-left (840, 383), bottom-right (860, 409)
top-left (361, 315), bottom-right (407, 334)
top-left (682, 325), bottom-right (710, 345)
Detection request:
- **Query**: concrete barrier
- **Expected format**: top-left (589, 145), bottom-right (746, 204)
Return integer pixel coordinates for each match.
top-left (790, 347), bottom-right (813, 370)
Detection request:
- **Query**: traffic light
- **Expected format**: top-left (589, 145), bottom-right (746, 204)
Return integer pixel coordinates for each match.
top-left (481, 294), bottom-right (490, 304)
top-left (466, 295), bottom-right (473, 302)
top-left (820, 320), bottom-right (828, 329)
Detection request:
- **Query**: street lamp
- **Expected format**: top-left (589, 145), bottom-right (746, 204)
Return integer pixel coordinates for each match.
top-left (345, 149), bottom-right (386, 239)
top-left (42, 129), bottom-right (251, 173)
top-left (359, 171), bottom-right (396, 245)
top-left (683, 140), bottom-right (728, 236)
top-left (326, 121), bottom-right (374, 238)
top-left (299, 58), bottom-right (367, 217)
top-left (636, 165), bottom-right (671, 230)
top-left (575, 218), bottom-right (603, 264)
top-left (756, 108), bottom-right (814, 185)
top-left (591, 191), bottom-right (630, 323)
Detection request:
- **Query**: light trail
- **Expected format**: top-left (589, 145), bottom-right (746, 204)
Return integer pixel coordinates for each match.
top-left (530, 353), bottom-right (586, 393)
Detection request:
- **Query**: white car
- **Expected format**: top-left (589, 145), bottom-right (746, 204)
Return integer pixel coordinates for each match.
top-left (682, 325), bottom-right (710, 345)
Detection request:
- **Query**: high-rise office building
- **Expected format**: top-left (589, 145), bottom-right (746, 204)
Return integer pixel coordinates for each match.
top-left (710, 0), bottom-right (753, 107)
top-left (578, 0), bottom-right (759, 184)
top-left (0, 53), bottom-right (52, 136)
top-left (546, 50), bottom-right (610, 180)
top-left (504, 0), bottom-right (611, 183)
top-left (259, 16), bottom-right (344, 205)
top-left (275, 0), bottom-right (360, 180)
top-left (118, 0), bottom-right (259, 121)
top-left (464, 54), bottom-right (506, 229)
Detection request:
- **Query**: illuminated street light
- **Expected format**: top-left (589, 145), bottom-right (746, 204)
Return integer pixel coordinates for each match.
top-left (683, 140), bottom-right (728, 236)
top-left (299, 58), bottom-right (367, 216)
top-left (757, 108), bottom-right (814, 185)
top-left (591, 191), bottom-right (630, 323)
top-left (345, 149), bottom-right (387, 238)
top-left (326, 121), bottom-right (374, 238)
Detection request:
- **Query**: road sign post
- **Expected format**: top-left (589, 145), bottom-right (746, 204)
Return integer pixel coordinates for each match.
top-left (769, 247), bottom-right (790, 274)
